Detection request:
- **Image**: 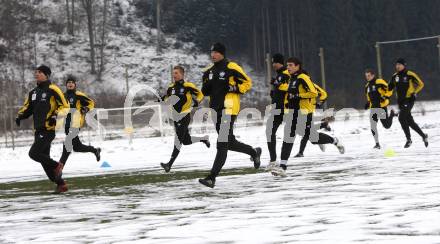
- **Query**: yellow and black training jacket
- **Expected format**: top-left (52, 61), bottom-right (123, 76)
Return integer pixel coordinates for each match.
top-left (389, 69), bottom-right (424, 104)
top-left (65, 89), bottom-right (95, 129)
top-left (163, 80), bottom-right (204, 114)
top-left (365, 78), bottom-right (392, 109)
top-left (202, 59), bottom-right (252, 115)
top-left (17, 80), bottom-right (70, 131)
top-left (284, 71), bottom-right (318, 114)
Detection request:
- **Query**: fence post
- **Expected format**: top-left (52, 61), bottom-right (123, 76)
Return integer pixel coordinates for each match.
top-left (2, 99), bottom-right (7, 148)
top-left (375, 43), bottom-right (383, 78)
top-left (319, 47), bottom-right (327, 109)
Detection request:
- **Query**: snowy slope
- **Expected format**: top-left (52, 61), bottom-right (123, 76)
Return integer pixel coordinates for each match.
top-left (3, 0), bottom-right (214, 96)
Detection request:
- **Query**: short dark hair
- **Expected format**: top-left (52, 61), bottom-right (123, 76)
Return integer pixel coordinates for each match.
top-left (286, 57), bottom-right (302, 67)
top-left (173, 65), bottom-right (185, 74)
top-left (365, 68), bottom-right (375, 75)
top-left (272, 53), bottom-right (284, 65)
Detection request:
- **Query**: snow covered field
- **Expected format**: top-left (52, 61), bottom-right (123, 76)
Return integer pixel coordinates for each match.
top-left (1, 104), bottom-right (440, 243)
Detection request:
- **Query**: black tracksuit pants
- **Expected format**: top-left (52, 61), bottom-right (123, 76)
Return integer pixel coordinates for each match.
top-left (209, 111), bottom-right (256, 179)
top-left (266, 109), bottom-right (284, 162)
top-left (60, 129), bottom-right (97, 165)
top-left (282, 111), bottom-right (335, 159)
top-left (398, 97), bottom-right (425, 141)
top-left (29, 130), bottom-right (64, 184)
top-left (370, 107), bottom-right (393, 143)
top-left (168, 113), bottom-right (205, 166)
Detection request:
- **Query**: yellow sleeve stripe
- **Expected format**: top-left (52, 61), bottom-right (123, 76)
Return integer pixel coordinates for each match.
top-left (314, 83), bottom-right (328, 101)
top-left (18, 96), bottom-right (30, 115)
top-left (376, 79), bottom-right (389, 87)
top-left (76, 91), bottom-right (95, 110)
top-left (227, 62), bottom-right (252, 93)
top-left (49, 84), bottom-right (70, 115)
top-left (184, 81), bottom-right (204, 102)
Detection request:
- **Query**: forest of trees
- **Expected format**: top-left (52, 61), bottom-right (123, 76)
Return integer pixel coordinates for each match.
top-left (1, 0), bottom-right (440, 109)
top-left (136, 0), bottom-right (440, 107)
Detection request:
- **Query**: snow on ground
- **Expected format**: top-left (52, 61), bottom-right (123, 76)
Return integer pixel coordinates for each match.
top-left (0, 104), bottom-right (440, 243)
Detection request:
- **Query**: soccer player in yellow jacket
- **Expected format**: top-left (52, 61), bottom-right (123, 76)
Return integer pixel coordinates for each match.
top-left (389, 58), bottom-right (428, 148)
top-left (272, 58), bottom-right (344, 176)
top-left (295, 82), bottom-right (330, 156)
top-left (364, 69), bottom-right (395, 149)
top-left (160, 66), bottom-right (210, 172)
top-left (199, 43), bottom-right (261, 188)
top-left (60, 75), bottom-right (101, 166)
top-left (15, 65), bottom-right (70, 193)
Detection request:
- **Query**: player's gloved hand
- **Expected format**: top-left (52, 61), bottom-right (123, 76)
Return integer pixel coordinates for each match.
top-left (159, 95), bottom-right (168, 102)
top-left (228, 85), bottom-right (239, 93)
top-left (15, 117), bottom-right (21, 127)
top-left (80, 107), bottom-right (90, 114)
top-left (364, 102), bottom-right (370, 110)
top-left (270, 77), bottom-right (276, 85)
top-left (192, 99), bottom-right (199, 108)
top-left (48, 115), bottom-right (57, 126)
top-left (289, 93), bottom-right (300, 99)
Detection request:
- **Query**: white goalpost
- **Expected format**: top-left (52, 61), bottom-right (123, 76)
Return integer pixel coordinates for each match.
top-left (96, 103), bottom-right (169, 142)
top-left (375, 34), bottom-right (440, 78)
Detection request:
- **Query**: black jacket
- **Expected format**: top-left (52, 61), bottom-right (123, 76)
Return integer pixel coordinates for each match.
top-left (163, 80), bottom-right (203, 114)
top-left (389, 69), bottom-right (424, 104)
top-left (270, 66), bottom-right (290, 110)
top-left (201, 59), bottom-right (252, 115)
top-left (17, 80), bottom-right (70, 131)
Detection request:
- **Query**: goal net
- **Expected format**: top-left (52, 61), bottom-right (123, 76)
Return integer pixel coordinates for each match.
top-left (96, 103), bottom-right (170, 141)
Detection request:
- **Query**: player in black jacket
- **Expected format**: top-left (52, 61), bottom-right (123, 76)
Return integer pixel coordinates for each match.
top-left (16, 65), bottom-right (70, 193)
top-left (364, 69), bottom-right (395, 149)
top-left (160, 66), bottom-right (210, 172)
top-left (198, 43), bottom-right (262, 188)
top-left (266, 53), bottom-right (289, 170)
top-left (389, 58), bottom-right (428, 148)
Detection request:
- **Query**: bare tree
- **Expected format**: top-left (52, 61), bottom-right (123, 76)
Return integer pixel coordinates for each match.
top-left (98, 0), bottom-right (109, 80)
top-left (65, 0), bottom-right (75, 35)
top-left (81, 0), bottom-right (96, 74)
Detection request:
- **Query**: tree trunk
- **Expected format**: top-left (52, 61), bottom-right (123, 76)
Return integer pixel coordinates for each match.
top-left (286, 5), bottom-right (292, 57)
top-left (66, 0), bottom-right (71, 34)
top-left (265, 2), bottom-right (271, 54)
top-left (156, 0), bottom-right (162, 53)
top-left (82, 0), bottom-right (96, 74)
top-left (71, 0), bottom-right (75, 35)
top-left (98, 0), bottom-right (108, 80)
top-left (260, 4), bottom-right (266, 71)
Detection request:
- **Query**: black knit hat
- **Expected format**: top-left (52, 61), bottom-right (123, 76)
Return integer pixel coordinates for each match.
top-left (65, 75), bottom-right (77, 84)
top-left (396, 58), bottom-right (407, 66)
top-left (272, 53), bottom-right (284, 64)
top-left (211, 42), bottom-right (226, 56)
top-left (36, 65), bottom-right (51, 78)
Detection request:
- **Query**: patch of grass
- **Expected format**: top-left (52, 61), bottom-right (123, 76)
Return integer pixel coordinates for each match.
top-left (0, 167), bottom-right (264, 199)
